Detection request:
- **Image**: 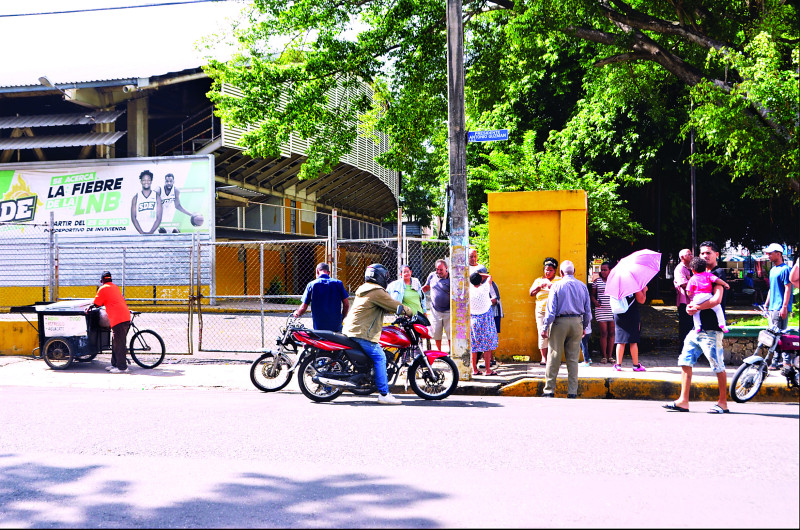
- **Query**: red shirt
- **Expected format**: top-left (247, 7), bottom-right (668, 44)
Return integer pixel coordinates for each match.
top-left (93, 282), bottom-right (131, 326)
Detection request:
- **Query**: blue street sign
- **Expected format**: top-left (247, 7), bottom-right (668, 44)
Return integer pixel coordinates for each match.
top-left (468, 129), bottom-right (509, 142)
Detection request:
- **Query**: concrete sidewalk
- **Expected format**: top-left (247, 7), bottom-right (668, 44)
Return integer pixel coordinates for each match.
top-left (1, 349), bottom-right (797, 403)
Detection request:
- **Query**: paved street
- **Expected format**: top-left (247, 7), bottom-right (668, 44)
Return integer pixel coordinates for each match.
top-left (1, 385), bottom-right (797, 528)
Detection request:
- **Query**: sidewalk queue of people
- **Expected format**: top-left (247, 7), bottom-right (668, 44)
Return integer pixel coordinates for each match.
top-left (88, 237), bottom-right (792, 407)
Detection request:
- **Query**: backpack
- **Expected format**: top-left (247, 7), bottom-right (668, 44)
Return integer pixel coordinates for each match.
top-left (609, 295), bottom-right (630, 314)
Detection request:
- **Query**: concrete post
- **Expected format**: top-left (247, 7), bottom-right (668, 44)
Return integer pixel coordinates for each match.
top-left (446, 0), bottom-right (471, 380)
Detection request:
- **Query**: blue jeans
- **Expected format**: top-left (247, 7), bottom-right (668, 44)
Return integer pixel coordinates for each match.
top-left (352, 338), bottom-right (389, 395)
top-left (580, 335), bottom-right (590, 362)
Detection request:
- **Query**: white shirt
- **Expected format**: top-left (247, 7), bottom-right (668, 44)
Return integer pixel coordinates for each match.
top-left (135, 190), bottom-right (159, 232)
top-left (161, 187), bottom-right (176, 223)
top-left (470, 281), bottom-right (492, 315)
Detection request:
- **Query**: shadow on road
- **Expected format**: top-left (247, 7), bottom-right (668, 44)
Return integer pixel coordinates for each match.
top-left (320, 398), bottom-right (502, 408)
top-left (729, 402), bottom-right (799, 420)
top-left (0, 456), bottom-right (446, 528)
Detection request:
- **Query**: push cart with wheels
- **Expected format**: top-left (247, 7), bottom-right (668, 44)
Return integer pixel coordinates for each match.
top-left (11, 299), bottom-right (165, 370)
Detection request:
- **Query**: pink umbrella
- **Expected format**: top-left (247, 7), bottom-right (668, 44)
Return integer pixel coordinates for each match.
top-left (605, 249), bottom-right (662, 299)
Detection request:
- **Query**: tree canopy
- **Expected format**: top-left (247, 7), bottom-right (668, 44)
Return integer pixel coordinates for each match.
top-left (205, 0), bottom-right (799, 258)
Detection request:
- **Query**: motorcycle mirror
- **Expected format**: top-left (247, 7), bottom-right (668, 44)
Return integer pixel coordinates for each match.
top-left (396, 304), bottom-right (405, 316)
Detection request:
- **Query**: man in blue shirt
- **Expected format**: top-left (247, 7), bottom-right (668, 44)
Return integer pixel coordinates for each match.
top-left (293, 263), bottom-right (350, 332)
top-left (764, 243), bottom-right (793, 369)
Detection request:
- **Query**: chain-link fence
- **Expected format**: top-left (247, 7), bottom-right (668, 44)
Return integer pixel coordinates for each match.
top-left (0, 222), bottom-right (53, 308)
top-left (403, 238), bottom-right (450, 296)
top-left (55, 234), bottom-right (211, 354)
top-left (1, 219), bottom-right (450, 355)
top-left (196, 239), bottom-right (327, 351)
top-left (338, 238), bottom-right (399, 295)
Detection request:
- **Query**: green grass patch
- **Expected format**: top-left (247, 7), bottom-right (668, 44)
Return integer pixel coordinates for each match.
top-left (729, 310), bottom-right (799, 327)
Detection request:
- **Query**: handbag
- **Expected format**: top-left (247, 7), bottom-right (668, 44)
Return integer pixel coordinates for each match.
top-left (609, 295), bottom-right (630, 315)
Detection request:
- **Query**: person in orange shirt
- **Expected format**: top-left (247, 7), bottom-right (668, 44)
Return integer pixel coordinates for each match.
top-left (91, 271), bottom-right (132, 373)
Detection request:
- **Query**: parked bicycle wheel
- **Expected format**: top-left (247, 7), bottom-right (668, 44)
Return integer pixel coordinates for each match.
top-left (129, 329), bottom-right (166, 368)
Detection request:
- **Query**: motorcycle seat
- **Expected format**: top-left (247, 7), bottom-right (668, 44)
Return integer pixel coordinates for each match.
top-left (310, 330), bottom-right (362, 350)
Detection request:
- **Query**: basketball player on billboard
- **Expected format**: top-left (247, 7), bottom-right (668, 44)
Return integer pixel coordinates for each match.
top-left (157, 173), bottom-right (204, 233)
top-left (131, 170), bottom-right (162, 235)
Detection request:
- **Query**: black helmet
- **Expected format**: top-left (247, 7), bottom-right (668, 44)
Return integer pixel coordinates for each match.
top-left (364, 263), bottom-right (389, 289)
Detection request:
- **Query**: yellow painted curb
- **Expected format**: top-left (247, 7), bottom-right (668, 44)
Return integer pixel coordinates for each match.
top-left (499, 375), bottom-right (799, 402)
top-left (501, 377), bottom-right (608, 398)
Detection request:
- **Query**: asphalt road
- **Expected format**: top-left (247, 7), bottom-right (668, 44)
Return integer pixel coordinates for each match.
top-left (1, 385), bottom-right (797, 528)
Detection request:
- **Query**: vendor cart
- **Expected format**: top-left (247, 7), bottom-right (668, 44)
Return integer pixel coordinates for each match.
top-left (11, 300), bottom-right (165, 370)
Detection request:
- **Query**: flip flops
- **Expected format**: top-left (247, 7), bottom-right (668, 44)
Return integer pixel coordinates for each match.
top-left (708, 404), bottom-right (730, 414)
top-left (485, 370), bottom-right (500, 376)
top-left (472, 370), bottom-right (483, 376)
top-left (662, 402), bottom-right (690, 412)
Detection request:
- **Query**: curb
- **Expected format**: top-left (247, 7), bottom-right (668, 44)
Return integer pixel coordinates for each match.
top-left (497, 376), bottom-right (799, 402)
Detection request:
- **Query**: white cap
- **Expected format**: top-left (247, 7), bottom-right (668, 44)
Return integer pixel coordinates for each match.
top-left (764, 243), bottom-right (784, 254)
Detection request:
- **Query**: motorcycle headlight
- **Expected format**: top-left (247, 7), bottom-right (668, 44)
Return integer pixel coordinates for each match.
top-left (758, 330), bottom-right (776, 348)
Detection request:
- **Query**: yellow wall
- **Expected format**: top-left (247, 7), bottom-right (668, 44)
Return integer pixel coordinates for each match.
top-left (0, 321), bottom-right (39, 355)
top-left (488, 190), bottom-right (587, 362)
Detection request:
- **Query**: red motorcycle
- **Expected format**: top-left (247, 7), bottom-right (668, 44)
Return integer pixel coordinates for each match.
top-left (293, 310), bottom-right (459, 402)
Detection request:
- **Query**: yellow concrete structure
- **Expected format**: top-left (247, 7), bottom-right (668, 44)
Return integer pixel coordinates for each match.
top-left (0, 320), bottom-right (40, 356)
top-left (488, 190), bottom-right (587, 362)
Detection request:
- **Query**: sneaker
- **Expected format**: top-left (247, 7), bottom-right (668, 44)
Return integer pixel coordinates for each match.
top-left (567, 394), bottom-right (577, 399)
top-left (579, 361), bottom-right (592, 367)
top-left (633, 363), bottom-right (646, 372)
top-left (108, 367), bottom-right (128, 373)
top-left (613, 364), bottom-right (622, 371)
top-left (377, 393), bottom-right (402, 405)
top-left (105, 365), bottom-right (117, 371)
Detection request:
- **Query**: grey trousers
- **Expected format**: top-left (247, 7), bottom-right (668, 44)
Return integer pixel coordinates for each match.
top-left (544, 316), bottom-right (582, 395)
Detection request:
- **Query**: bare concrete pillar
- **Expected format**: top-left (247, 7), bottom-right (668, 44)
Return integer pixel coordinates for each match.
top-left (127, 97), bottom-right (149, 157)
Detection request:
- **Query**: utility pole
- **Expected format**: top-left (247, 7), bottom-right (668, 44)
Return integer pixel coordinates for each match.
top-left (446, 0), bottom-right (471, 379)
top-left (690, 120), bottom-right (697, 254)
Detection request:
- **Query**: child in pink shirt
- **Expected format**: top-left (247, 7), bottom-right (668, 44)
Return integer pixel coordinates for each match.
top-left (686, 257), bottom-right (731, 333)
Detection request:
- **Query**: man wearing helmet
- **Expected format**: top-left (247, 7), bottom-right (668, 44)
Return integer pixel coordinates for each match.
top-left (342, 263), bottom-right (414, 405)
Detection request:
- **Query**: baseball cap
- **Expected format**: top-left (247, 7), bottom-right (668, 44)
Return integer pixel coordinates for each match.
top-left (100, 271), bottom-right (112, 283)
top-left (763, 243), bottom-right (784, 254)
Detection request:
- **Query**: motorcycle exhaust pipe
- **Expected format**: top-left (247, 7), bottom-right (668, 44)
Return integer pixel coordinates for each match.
top-left (313, 375), bottom-right (358, 388)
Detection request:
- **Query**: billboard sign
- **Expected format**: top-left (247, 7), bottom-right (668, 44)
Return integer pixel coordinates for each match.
top-left (0, 155), bottom-right (214, 237)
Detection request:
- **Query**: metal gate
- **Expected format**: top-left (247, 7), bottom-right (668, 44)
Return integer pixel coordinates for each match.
top-left (54, 234), bottom-right (211, 355)
top-left (194, 239), bottom-right (327, 352)
top-left (192, 236), bottom-right (449, 353)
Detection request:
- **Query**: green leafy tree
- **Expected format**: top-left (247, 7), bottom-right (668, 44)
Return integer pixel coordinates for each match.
top-left (204, 0), bottom-right (798, 252)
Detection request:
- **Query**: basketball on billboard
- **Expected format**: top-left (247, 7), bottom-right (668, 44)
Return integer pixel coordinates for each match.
top-left (191, 214), bottom-right (204, 227)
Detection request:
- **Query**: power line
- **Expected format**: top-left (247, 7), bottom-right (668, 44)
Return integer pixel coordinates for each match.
top-left (0, 0), bottom-right (228, 18)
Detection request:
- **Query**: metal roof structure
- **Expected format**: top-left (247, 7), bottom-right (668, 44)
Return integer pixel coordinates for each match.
top-left (0, 132), bottom-right (126, 150)
top-left (0, 110), bottom-right (125, 129)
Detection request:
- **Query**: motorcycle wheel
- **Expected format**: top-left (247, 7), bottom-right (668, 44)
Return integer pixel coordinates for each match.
top-left (250, 352), bottom-right (293, 392)
top-left (297, 354), bottom-right (345, 402)
top-left (408, 356), bottom-right (458, 400)
top-left (730, 359), bottom-right (767, 403)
